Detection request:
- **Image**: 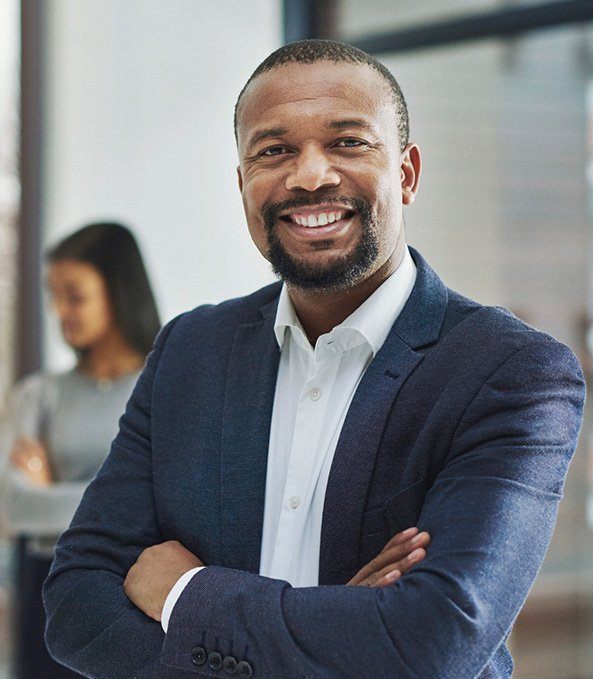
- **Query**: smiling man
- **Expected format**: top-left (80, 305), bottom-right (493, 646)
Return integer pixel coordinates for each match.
top-left (44, 41), bottom-right (585, 679)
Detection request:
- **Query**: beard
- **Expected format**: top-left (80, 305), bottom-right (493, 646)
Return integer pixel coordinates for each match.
top-left (261, 194), bottom-right (379, 291)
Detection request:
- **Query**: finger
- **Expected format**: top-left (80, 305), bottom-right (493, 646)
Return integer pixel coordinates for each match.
top-left (366, 532), bottom-right (431, 576)
top-left (347, 531), bottom-right (431, 586)
top-left (29, 440), bottom-right (48, 461)
top-left (348, 552), bottom-right (386, 585)
top-left (380, 547), bottom-right (427, 580)
top-left (21, 435), bottom-right (43, 448)
top-left (375, 568), bottom-right (402, 588)
top-left (384, 531), bottom-right (431, 561)
top-left (11, 442), bottom-right (27, 458)
top-left (347, 532), bottom-right (430, 585)
top-left (365, 547), bottom-right (427, 587)
top-left (15, 436), bottom-right (36, 453)
top-left (381, 526), bottom-right (419, 552)
top-left (10, 451), bottom-right (28, 468)
top-left (33, 442), bottom-right (48, 459)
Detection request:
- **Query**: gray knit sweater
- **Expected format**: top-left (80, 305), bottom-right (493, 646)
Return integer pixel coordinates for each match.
top-left (0, 368), bottom-right (139, 554)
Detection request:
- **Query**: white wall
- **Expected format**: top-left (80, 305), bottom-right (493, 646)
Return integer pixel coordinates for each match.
top-left (43, 0), bottom-right (281, 369)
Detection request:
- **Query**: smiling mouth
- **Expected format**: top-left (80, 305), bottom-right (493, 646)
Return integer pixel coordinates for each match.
top-left (279, 207), bottom-right (356, 228)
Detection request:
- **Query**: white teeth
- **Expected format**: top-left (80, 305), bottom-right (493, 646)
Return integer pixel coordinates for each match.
top-left (289, 210), bottom-right (349, 227)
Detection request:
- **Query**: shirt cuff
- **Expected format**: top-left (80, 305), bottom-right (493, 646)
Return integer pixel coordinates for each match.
top-left (161, 566), bottom-right (205, 633)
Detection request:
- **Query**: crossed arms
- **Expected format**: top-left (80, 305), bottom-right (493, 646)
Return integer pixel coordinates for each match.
top-left (43, 319), bottom-right (585, 679)
top-left (123, 525), bottom-right (430, 626)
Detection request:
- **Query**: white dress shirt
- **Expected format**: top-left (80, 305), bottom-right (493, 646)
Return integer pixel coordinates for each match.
top-left (161, 248), bottom-right (417, 631)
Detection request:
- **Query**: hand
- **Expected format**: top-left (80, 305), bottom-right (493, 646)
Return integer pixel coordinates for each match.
top-left (347, 526), bottom-right (430, 588)
top-left (124, 540), bottom-right (203, 622)
top-left (10, 436), bottom-right (53, 486)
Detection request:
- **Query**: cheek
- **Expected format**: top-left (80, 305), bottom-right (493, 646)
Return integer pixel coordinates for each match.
top-left (374, 173), bottom-right (402, 220)
top-left (80, 298), bottom-right (113, 334)
top-left (242, 175), bottom-right (267, 214)
top-left (246, 221), bottom-right (269, 260)
top-left (242, 182), bottom-right (270, 252)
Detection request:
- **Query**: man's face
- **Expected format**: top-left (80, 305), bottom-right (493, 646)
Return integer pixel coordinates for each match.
top-left (236, 61), bottom-right (420, 291)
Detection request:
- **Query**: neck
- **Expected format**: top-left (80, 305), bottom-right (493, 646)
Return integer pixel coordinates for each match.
top-left (287, 241), bottom-right (406, 345)
top-left (78, 332), bottom-right (143, 380)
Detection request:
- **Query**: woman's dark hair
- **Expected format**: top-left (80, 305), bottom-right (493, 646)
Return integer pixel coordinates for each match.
top-left (46, 222), bottom-right (161, 357)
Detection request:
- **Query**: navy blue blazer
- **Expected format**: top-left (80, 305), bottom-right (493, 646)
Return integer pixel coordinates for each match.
top-left (44, 248), bottom-right (585, 678)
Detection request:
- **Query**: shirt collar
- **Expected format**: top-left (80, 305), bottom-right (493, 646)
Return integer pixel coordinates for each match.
top-left (274, 247), bottom-right (417, 357)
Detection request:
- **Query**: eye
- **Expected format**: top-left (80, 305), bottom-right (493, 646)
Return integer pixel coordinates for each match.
top-left (334, 138), bottom-right (367, 148)
top-left (259, 145), bottom-right (290, 157)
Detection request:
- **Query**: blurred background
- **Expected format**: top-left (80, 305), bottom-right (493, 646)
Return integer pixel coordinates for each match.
top-left (1, 0), bottom-right (592, 677)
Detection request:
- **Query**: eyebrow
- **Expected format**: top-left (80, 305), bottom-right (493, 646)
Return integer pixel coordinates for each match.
top-left (326, 119), bottom-right (375, 132)
top-left (246, 127), bottom-right (288, 152)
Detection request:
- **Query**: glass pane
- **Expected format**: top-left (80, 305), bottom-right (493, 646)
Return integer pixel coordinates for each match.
top-left (337, 0), bottom-right (582, 43)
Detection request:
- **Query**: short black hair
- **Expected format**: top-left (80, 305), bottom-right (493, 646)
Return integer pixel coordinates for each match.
top-left (47, 222), bottom-right (161, 357)
top-left (234, 39), bottom-right (409, 151)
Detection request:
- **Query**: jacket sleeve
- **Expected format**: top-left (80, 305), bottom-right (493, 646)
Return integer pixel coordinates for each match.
top-left (43, 317), bottom-right (183, 679)
top-left (161, 337), bottom-right (585, 679)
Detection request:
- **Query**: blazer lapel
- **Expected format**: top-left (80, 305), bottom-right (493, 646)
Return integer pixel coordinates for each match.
top-left (319, 248), bottom-right (448, 584)
top-left (220, 296), bottom-right (280, 573)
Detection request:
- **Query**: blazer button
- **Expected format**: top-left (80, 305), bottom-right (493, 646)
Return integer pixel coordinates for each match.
top-left (208, 651), bottom-right (223, 671)
top-left (223, 655), bottom-right (238, 673)
top-left (191, 646), bottom-right (207, 666)
top-left (237, 660), bottom-right (253, 677)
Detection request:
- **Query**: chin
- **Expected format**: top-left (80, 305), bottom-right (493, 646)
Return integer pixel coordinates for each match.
top-left (270, 239), bottom-right (378, 291)
top-left (64, 336), bottom-right (89, 352)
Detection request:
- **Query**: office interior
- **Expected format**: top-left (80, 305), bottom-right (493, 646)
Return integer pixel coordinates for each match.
top-left (1, 1), bottom-right (592, 677)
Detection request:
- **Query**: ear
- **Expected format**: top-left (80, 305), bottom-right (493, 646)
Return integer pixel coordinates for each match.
top-left (236, 166), bottom-right (243, 193)
top-left (400, 143), bottom-right (421, 206)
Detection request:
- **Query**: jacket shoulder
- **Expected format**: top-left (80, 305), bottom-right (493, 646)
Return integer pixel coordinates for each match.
top-left (156, 281), bottom-right (281, 347)
top-left (443, 287), bottom-right (581, 371)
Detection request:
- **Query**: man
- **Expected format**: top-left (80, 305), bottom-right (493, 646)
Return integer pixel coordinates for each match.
top-left (43, 40), bottom-right (585, 678)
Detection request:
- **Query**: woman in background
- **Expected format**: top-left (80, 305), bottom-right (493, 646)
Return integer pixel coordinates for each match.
top-left (0, 222), bottom-right (160, 678)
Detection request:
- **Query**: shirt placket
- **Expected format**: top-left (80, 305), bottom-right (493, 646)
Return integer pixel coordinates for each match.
top-left (268, 342), bottom-right (342, 583)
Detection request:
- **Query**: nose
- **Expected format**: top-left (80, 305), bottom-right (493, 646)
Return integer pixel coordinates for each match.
top-left (285, 144), bottom-right (340, 192)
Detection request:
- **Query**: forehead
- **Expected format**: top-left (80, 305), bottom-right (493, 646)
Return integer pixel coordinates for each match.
top-left (237, 61), bottom-right (396, 144)
top-left (48, 260), bottom-right (103, 287)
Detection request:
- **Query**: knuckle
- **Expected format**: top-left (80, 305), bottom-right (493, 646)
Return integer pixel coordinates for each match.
top-left (390, 546), bottom-right (405, 560)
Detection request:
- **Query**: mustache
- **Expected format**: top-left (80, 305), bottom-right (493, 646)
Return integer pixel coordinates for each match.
top-left (262, 194), bottom-right (370, 229)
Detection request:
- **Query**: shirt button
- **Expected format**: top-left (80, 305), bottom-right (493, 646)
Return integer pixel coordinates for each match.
top-left (309, 387), bottom-right (321, 401)
top-left (289, 496), bottom-right (300, 509)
